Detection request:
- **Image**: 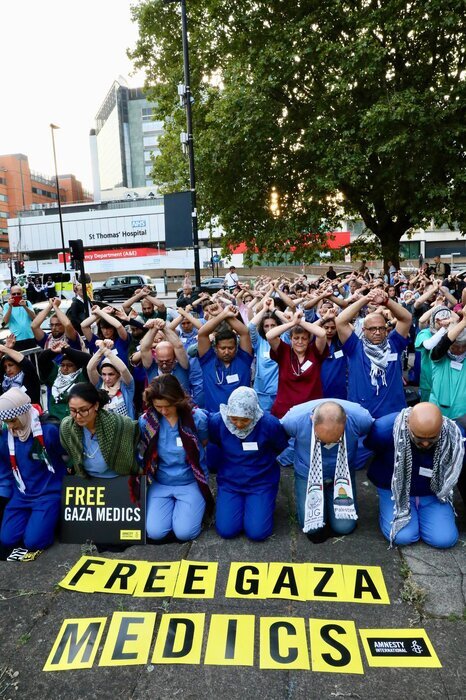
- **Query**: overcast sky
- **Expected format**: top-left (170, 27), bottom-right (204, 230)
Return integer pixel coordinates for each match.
top-left (0, 0), bottom-right (147, 190)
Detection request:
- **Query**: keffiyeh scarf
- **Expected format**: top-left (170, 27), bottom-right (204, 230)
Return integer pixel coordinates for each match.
top-left (390, 408), bottom-right (464, 546)
top-left (361, 335), bottom-right (392, 395)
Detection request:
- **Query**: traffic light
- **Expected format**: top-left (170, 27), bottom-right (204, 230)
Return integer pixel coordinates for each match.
top-left (14, 261), bottom-right (19, 274)
top-left (69, 239), bottom-right (84, 269)
top-left (13, 260), bottom-right (24, 274)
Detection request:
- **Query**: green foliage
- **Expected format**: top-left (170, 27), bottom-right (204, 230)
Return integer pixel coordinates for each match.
top-left (129, 0), bottom-right (466, 265)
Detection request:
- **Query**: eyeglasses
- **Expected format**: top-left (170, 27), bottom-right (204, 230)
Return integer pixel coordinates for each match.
top-left (69, 406), bottom-right (95, 417)
top-left (11, 293), bottom-right (22, 297)
top-left (50, 323), bottom-right (63, 328)
top-left (365, 326), bottom-right (386, 333)
top-left (408, 429), bottom-right (440, 448)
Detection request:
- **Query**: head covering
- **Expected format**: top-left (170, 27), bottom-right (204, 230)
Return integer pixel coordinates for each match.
top-left (0, 389), bottom-right (55, 494)
top-left (219, 387), bottom-right (263, 438)
top-left (429, 305), bottom-right (451, 332)
top-left (0, 388), bottom-right (32, 440)
top-left (447, 324), bottom-right (466, 363)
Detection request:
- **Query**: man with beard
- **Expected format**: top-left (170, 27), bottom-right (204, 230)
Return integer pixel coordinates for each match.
top-left (365, 403), bottom-right (465, 548)
top-left (31, 297), bottom-right (82, 359)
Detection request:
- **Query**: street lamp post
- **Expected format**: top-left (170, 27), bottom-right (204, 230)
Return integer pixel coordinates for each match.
top-left (50, 124), bottom-right (67, 272)
top-left (166, 0), bottom-right (201, 288)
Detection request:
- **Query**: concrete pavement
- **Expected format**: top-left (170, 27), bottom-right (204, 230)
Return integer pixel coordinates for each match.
top-left (0, 470), bottom-right (465, 699)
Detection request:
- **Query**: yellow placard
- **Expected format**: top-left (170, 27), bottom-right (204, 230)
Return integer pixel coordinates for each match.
top-left (309, 619), bottom-right (364, 674)
top-left (93, 558), bottom-right (144, 596)
top-left (343, 566), bottom-right (390, 604)
top-left (259, 617), bottom-right (310, 670)
top-left (120, 530), bottom-right (141, 541)
top-left (133, 561), bottom-right (181, 597)
top-left (58, 556), bottom-right (113, 593)
top-left (305, 563), bottom-right (347, 602)
top-left (99, 612), bottom-right (156, 666)
top-left (359, 628), bottom-right (441, 667)
top-left (173, 560), bottom-right (218, 598)
top-left (152, 614), bottom-right (205, 664)
top-left (43, 617), bottom-right (107, 671)
top-left (265, 563), bottom-right (307, 601)
top-left (225, 562), bottom-right (269, 599)
top-left (204, 614), bottom-right (255, 666)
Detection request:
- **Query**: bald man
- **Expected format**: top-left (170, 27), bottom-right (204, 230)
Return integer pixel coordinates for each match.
top-left (335, 288), bottom-right (412, 417)
top-left (365, 403), bottom-right (465, 548)
top-left (281, 399), bottom-right (373, 542)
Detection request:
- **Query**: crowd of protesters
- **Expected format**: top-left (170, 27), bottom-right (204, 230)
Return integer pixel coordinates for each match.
top-left (0, 258), bottom-right (465, 559)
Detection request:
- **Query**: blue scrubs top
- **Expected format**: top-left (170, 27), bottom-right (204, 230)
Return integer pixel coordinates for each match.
top-left (82, 428), bottom-right (117, 478)
top-left (199, 347), bottom-right (253, 413)
top-left (365, 412), bottom-right (466, 494)
top-left (155, 409), bottom-right (208, 485)
top-left (281, 399), bottom-right (373, 480)
top-left (208, 412), bottom-right (288, 492)
top-left (86, 334), bottom-right (131, 366)
top-left (248, 324), bottom-right (278, 397)
top-left (343, 330), bottom-right (409, 418)
top-left (0, 423), bottom-right (66, 499)
top-left (321, 339), bottom-right (347, 400)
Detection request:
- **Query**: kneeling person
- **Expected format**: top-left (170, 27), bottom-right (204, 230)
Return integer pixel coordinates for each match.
top-left (365, 403), bottom-right (464, 548)
top-left (281, 400), bottom-right (373, 542)
top-left (0, 388), bottom-right (67, 555)
top-left (208, 387), bottom-right (288, 541)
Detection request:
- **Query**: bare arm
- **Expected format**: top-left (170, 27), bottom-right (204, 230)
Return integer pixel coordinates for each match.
top-left (335, 294), bottom-right (368, 343)
top-left (224, 307), bottom-right (253, 354)
top-left (163, 325), bottom-right (189, 369)
top-left (0, 344), bottom-right (25, 365)
top-left (197, 308), bottom-right (231, 357)
top-left (51, 299), bottom-right (78, 340)
top-left (266, 315), bottom-right (296, 351)
top-left (95, 307), bottom-right (128, 341)
top-left (30, 299), bottom-right (53, 340)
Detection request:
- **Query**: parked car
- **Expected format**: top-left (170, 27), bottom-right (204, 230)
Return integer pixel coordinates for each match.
top-left (93, 275), bottom-right (154, 303)
top-left (177, 277), bottom-right (226, 297)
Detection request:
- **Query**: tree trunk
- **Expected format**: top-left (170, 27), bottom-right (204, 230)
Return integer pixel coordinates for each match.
top-left (377, 221), bottom-right (410, 275)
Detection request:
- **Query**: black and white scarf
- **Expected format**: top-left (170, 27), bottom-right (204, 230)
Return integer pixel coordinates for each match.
top-left (390, 408), bottom-right (464, 546)
top-left (303, 428), bottom-right (357, 532)
top-left (361, 335), bottom-right (392, 395)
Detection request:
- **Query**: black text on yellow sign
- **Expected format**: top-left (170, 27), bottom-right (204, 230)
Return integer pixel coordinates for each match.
top-left (59, 558), bottom-right (389, 604)
top-left (43, 614), bottom-right (440, 672)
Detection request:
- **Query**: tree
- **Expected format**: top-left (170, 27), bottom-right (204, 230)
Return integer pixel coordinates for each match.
top-left (129, 0), bottom-right (466, 268)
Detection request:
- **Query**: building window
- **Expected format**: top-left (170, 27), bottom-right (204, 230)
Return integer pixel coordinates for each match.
top-left (0, 194), bottom-right (7, 202)
top-left (143, 136), bottom-right (157, 147)
top-left (0, 212), bottom-right (8, 218)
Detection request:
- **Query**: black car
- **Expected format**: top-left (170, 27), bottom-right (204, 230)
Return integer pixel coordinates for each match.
top-left (93, 274), bottom-right (154, 303)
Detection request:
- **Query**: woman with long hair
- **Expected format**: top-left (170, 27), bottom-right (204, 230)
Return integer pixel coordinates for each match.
top-left (59, 383), bottom-right (139, 479)
top-left (139, 374), bottom-right (213, 542)
top-left (86, 340), bottom-right (135, 418)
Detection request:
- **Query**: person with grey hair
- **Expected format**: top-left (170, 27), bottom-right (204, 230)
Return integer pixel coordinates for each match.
top-left (281, 398), bottom-right (373, 542)
top-left (335, 287), bottom-right (412, 418)
top-left (430, 314), bottom-right (466, 423)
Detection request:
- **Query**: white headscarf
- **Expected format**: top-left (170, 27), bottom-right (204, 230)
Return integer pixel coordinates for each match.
top-left (219, 387), bottom-right (263, 439)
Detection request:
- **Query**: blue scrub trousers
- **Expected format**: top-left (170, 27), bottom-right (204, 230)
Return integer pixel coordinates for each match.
top-left (215, 484), bottom-right (278, 541)
top-left (146, 481), bottom-right (206, 541)
top-left (377, 487), bottom-right (458, 548)
top-left (294, 472), bottom-right (358, 535)
top-left (0, 494), bottom-right (61, 550)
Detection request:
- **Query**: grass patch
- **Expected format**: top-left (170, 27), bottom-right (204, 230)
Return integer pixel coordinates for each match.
top-left (399, 558), bottom-right (427, 619)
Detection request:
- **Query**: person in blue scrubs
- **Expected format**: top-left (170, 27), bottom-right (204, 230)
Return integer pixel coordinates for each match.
top-left (139, 375), bottom-right (213, 542)
top-left (60, 383), bottom-right (140, 480)
top-left (208, 387), bottom-right (288, 541)
top-left (281, 399), bottom-right (373, 542)
top-left (365, 403), bottom-right (465, 548)
top-left (335, 287), bottom-right (412, 418)
top-left (317, 309), bottom-right (348, 400)
top-left (197, 305), bottom-right (253, 413)
top-left (0, 388), bottom-right (67, 555)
